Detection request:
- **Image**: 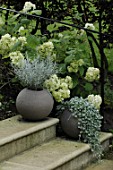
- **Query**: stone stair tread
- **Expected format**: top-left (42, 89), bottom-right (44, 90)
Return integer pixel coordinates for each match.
top-left (0, 138), bottom-right (91, 170)
top-left (0, 161), bottom-right (38, 170)
top-left (0, 115), bottom-right (59, 146)
top-left (84, 159), bottom-right (113, 170)
top-left (0, 132), bottom-right (112, 170)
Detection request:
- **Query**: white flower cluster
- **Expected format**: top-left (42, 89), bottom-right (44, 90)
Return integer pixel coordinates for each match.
top-left (0, 34), bottom-right (17, 55)
top-left (58, 33), bottom-right (63, 38)
top-left (79, 29), bottom-right (85, 35)
top-left (67, 59), bottom-right (84, 73)
top-left (44, 74), bottom-right (73, 102)
top-left (87, 94), bottom-right (102, 110)
top-left (84, 23), bottom-right (95, 30)
top-left (0, 102), bottom-right (2, 107)
top-left (9, 51), bottom-right (25, 67)
top-left (18, 26), bottom-right (26, 36)
top-left (22, 2), bottom-right (36, 13)
top-left (85, 67), bottom-right (100, 82)
top-left (18, 26), bottom-right (25, 33)
top-left (37, 41), bottom-right (56, 60)
top-left (18, 36), bottom-right (27, 46)
top-left (0, 33), bottom-right (27, 56)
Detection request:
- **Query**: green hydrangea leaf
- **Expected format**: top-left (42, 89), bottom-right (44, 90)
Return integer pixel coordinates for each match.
top-left (58, 63), bottom-right (67, 74)
top-left (84, 82), bottom-right (93, 91)
top-left (79, 66), bottom-right (85, 76)
top-left (20, 19), bottom-right (30, 25)
top-left (27, 35), bottom-right (40, 48)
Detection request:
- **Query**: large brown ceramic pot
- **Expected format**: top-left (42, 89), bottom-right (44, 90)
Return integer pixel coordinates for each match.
top-left (16, 88), bottom-right (54, 121)
top-left (60, 110), bottom-right (80, 139)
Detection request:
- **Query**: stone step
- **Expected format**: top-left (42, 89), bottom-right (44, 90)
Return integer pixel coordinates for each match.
top-left (0, 115), bottom-right (59, 162)
top-left (0, 132), bottom-right (112, 170)
top-left (84, 159), bottom-right (113, 170)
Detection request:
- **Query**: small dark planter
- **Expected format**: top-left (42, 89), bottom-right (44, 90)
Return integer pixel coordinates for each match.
top-left (60, 110), bottom-right (80, 139)
top-left (16, 88), bottom-right (54, 121)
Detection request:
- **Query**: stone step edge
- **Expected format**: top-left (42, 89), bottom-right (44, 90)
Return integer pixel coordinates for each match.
top-left (46, 143), bottom-right (91, 170)
top-left (1, 132), bottom-right (112, 170)
top-left (45, 132), bottom-right (113, 170)
top-left (0, 115), bottom-right (59, 146)
top-left (100, 132), bottom-right (113, 143)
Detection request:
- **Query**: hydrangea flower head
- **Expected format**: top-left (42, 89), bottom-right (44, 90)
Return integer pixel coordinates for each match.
top-left (9, 51), bottom-right (25, 67)
top-left (84, 23), bottom-right (95, 30)
top-left (85, 67), bottom-right (100, 82)
top-left (58, 33), bottom-right (63, 38)
top-left (37, 41), bottom-right (56, 60)
top-left (18, 36), bottom-right (27, 46)
top-left (87, 94), bottom-right (102, 110)
top-left (67, 59), bottom-right (84, 73)
top-left (44, 75), bottom-right (73, 102)
top-left (0, 34), bottom-right (17, 55)
top-left (23, 2), bottom-right (36, 13)
top-left (18, 26), bottom-right (25, 32)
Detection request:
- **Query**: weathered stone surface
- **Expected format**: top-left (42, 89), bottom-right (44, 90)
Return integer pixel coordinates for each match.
top-left (0, 115), bottom-right (113, 170)
top-left (0, 115), bottom-right (59, 162)
top-left (0, 133), bottom-right (112, 170)
top-left (84, 159), bottom-right (113, 170)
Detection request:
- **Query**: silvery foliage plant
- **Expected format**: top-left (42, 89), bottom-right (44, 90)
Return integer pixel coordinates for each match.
top-left (57, 96), bottom-right (103, 159)
top-left (13, 56), bottom-right (58, 90)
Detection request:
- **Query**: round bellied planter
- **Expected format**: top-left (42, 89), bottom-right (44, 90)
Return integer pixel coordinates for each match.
top-left (60, 110), bottom-right (80, 139)
top-left (16, 88), bottom-right (54, 121)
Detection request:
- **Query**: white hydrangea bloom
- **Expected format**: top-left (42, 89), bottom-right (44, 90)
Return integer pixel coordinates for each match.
top-left (87, 94), bottom-right (102, 110)
top-left (58, 33), bottom-right (63, 38)
top-left (0, 102), bottom-right (2, 107)
top-left (23, 2), bottom-right (36, 13)
top-left (84, 23), bottom-right (95, 30)
top-left (37, 41), bottom-right (54, 59)
top-left (78, 59), bottom-right (84, 66)
top-left (80, 29), bottom-right (85, 35)
top-left (44, 74), bottom-right (72, 102)
top-left (52, 89), bottom-right (70, 102)
top-left (44, 79), bottom-right (59, 92)
top-left (50, 74), bottom-right (58, 81)
top-left (18, 26), bottom-right (25, 32)
top-left (67, 59), bottom-right (84, 74)
top-left (38, 41), bottom-right (54, 53)
top-left (11, 37), bottom-right (17, 42)
top-left (44, 74), bottom-right (60, 91)
top-left (0, 33), bottom-right (27, 57)
top-left (85, 67), bottom-right (100, 82)
top-left (59, 89), bottom-right (70, 99)
top-left (0, 34), bottom-right (17, 55)
top-left (44, 41), bottom-right (54, 49)
top-left (0, 34), bottom-right (12, 49)
top-left (87, 94), bottom-right (95, 104)
top-left (60, 82), bottom-right (68, 90)
top-left (52, 91), bottom-right (63, 102)
top-left (94, 95), bottom-right (102, 110)
top-left (18, 36), bottom-right (27, 46)
top-left (9, 51), bottom-right (25, 67)
top-left (65, 76), bottom-right (73, 89)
